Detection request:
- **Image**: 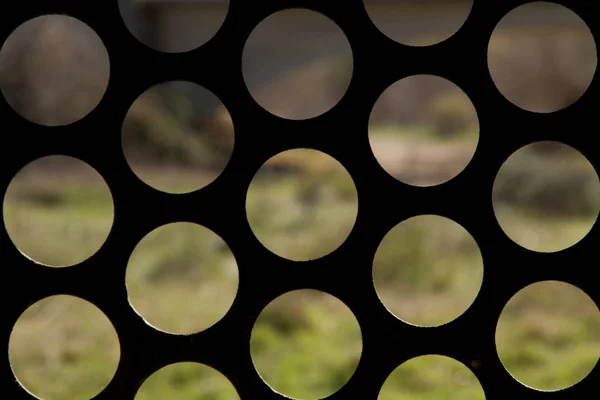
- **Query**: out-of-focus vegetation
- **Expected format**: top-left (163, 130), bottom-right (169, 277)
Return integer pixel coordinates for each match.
top-left (493, 142), bottom-right (600, 252)
top-left (8, 296), bottom-right (120, 400)
top-left (2, 5), bottom-right (600, 400)
top-left (133, 363), bottom-right (240, 400)
top-left (495, 281), bottom-right (600, 392)
top-left (250, 290), bottom-right (362, 400)
top-left (246, 149), bottom-right (358, 262)
top-left (378, 355), bottom-right (486, 400)
top-left (121, 81), bottom-right (234, 193)
top-left (2, 156), bottom-right (114, 267)
top-left (6, 156), bottom-right (600, 399)
top-left (373, 215), bottom-right (484, 328)
top-left (126, 222), bottom-right (239, 335)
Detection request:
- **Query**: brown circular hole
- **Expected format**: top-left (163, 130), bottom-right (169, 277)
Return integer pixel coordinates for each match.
top-left (242, 9), bottom-right (353, 120)
top-left (488, 2), bottom-right (597, 113)
top-left (365, 1), bottom-right (473, 47)
top-left (0, 15), bottom-right (110, 126)
top-left (118, 0), bottom-right (229, 53)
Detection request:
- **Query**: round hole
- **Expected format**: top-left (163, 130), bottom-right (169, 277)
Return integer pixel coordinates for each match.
top-left (250, 289), bottom-right (362, 400)
top-left (378, 355), bottom-right (485, 399)
top-left (122, 81), bottom-right (234, 194)
top-left (9, 295), bottom-right (120, 400)
top-left (369, 74), bottom-right (479, 187)
top-left (246, 149), bottom-right (358, 261)
top-left (0, 15), bottom-right (110, 126)
top-left (134, 362), bottom-right (240, 399)
top-left (242, 9), bottom-right (353, 120)
top-left (3, 155), bottom-right (114, 267)
top-left (492, 142), bottom-right (600, 252)
top-left (373, 215), bottom-right (483, 327)
top-left (126, 222), bottom-right (239, 335)
top-left (496, 281), bottom-right (600, 391)
top-left (118, 0), bottom-right (229, 53)
top-left (364, 1), bottom-right (473, 47)
top-left (488, 2), bottom-right (597, 113)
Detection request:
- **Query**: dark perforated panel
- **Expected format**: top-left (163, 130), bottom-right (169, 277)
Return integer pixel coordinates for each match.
top-left (1, 1), bottom-right (598, 399)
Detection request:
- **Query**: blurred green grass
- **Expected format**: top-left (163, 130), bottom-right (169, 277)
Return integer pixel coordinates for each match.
top-left (133, 362), bottom-right (240, 400)
top-left (5, 144), bottom-right (600, 399)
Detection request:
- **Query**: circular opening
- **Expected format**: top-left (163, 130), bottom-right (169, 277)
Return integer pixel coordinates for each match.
top-left (0, 15), bottom-right (110, 126)
top-left (122, 81), bottom-right (234, 194)
top-left (488, 2), bottom-right (597, 113)
top-left (3, 155), bottom-right (114, 267)
top-left (246, 149), bottom-right (358, 261)
top-left (126, 222), bottom-right (239, 334)
top-left (369, 74), bottom-right (479, 187)
top-left (242, 9), bottom-right (353, 120)
top-left (492, 141), bottom-right (600, 252)
top-left (118, 0), bottom-right (229, 53)
top-left (250, 289), bottom-right (362, 400)
top-left (378, 355), bottom-right (485, 399)
top-left (9, 295), bottom-right (120, 400)
top-left (496, 281), bottom-right (600, 391)
top-left (134, 362), bottom-right (240, 399)
top-left (373, 215), bottom-right (483, 327)
top-left (364, 0), bottom-right (474, 46)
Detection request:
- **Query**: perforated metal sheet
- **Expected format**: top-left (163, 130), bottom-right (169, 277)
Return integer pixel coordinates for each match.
top-left (1, 1), bottom-right (599, 399)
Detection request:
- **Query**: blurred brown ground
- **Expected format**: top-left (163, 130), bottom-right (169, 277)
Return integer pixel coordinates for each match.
top-left (0, 16), bottom-right (595, 173)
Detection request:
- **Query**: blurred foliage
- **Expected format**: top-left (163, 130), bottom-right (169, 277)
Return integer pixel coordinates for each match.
top-left (493, 143), bottom-right (600, 218)
top-left (3, 11), bottom-right (600, 400)
top-left (373, 215), bottom-right (483, 327)
top-left (134, 363), bottom-right (240, 400)
top-left (251, 290), bottom-right (362, 399)
top-left (430, 92), bottom-right (479, 136)
top-left (246, 151), bottom-right (358, 261)
top-left (121, 89), bottom-right (230, 169)
top-left (126, 222), bottom-right (238, 334)
top-left (3, 157), bottom-right (114, 267)
top-left (378, 355), bottom-right (486, 400)
top-left (9, 296), bottom-right (120, 400)
top-left (5, 158), bottom-right (600, 398)
top-left (495, 281), bottom-right (600, 391)
top-left (373, 216), bottom-right (482, 292)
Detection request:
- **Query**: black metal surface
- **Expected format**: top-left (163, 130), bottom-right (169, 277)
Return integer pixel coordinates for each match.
top-left (1, 0), bottom-right (598, 399)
